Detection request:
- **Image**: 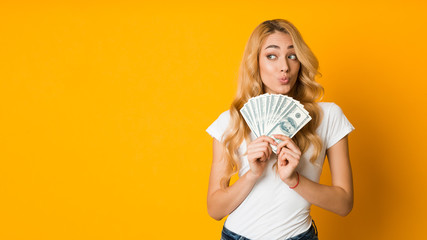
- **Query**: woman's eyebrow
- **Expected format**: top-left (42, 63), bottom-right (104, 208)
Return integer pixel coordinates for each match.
top-left (265, 44), bottom-right (294, 50)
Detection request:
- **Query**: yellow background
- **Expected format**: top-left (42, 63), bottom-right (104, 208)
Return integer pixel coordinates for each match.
top-left (1, 1), bottom-right (426, 239)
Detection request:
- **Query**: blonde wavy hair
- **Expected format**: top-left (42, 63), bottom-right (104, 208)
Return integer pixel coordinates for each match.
top-left (221, 19), bottom-right (324, 183)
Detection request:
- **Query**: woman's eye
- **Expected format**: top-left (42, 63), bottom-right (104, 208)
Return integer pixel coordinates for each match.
top-left (288, 54), bottom-right (297, 60)
top-left (267, 54), bottom-right (277, 60)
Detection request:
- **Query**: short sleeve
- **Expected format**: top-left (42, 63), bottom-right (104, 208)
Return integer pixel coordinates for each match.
top-left (206, 110), bottom-right (231, 142)
top-left (325, 103), bottom-right (355, 149)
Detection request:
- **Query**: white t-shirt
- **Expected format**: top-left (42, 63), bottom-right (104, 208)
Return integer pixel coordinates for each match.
top-left (206, 102), bottom-right (355, 240)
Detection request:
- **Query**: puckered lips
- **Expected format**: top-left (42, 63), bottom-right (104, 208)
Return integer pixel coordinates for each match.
top-left (279, 76), bottom-right (289, 84)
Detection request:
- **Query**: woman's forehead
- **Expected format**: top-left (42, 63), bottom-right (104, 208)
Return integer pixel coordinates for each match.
top-left (262, 32), bottom-right (294, 50)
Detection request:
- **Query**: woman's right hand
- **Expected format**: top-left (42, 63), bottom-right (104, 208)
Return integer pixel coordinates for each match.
top-left (246, 136), bottom-right (277, 178)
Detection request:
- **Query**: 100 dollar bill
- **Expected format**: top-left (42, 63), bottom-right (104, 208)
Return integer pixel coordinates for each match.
top-left (265, 104), bottom-right (311, 153)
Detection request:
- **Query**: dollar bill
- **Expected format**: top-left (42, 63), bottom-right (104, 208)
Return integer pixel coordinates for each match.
top-left (240, 93), bottom-right (312, 153)
top-left (265, 103), bottom-right (312, 153)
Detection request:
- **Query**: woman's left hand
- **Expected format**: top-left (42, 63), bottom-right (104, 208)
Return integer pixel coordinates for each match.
top-left (273, 134), bottom-right (301, 185)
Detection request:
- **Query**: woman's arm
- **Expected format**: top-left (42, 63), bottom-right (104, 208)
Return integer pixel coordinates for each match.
top-left (207, 137), bottom-right (276, 220)
top-left (276, 135), bottom-right (354, 216)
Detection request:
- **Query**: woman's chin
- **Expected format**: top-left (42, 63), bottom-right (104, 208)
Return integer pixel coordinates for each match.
top-left (267, 88), bottom-right (292, 95)
top-left (264, 84), bottom-right (295, 95)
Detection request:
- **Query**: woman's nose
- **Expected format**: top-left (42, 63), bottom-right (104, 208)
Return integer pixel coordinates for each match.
top-left (281, 59), bottom-right (289, 73)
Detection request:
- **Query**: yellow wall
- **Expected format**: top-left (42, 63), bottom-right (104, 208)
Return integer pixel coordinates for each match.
top-left (1, 1), bottom-right (426, 239)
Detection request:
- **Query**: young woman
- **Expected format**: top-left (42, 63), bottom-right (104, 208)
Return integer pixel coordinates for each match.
top-left (206, 19), bottom-right (355, 240)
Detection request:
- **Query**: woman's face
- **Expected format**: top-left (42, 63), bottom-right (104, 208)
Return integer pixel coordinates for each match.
top-left (259, 31), bottom-right (300, 95)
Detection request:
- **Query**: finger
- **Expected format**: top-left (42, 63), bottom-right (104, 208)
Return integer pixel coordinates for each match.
top-left (249, 142), bottom-right (272, 152)
top-left (283, 154), bottom-right (299, 167)
top-left (275, 136), bottom-right (291, 154)
top-left (249, 141), bottom-right (270, 150)
top-left (278, 150), bottom-right (299, 167)
top-left (278, 147), bottom-right (299, 160)
top-left (276, 144), bottom-right (289, 157)
top-left (248, 145), bottom-right (270, 155)
top-left (279, 150), bottom-right (290, 163)
top-left (275, 136), bottom-right (301, 155)
top-left (261, 146), bottom-right (272, 162)
top-left (256, 149), bottom-right (268, 162)
top-left (278, 149), bottom-right (285, 162)
top-left (251, 147), bottom-right (270, 161)
top-left (267, 143), bottom-right (272, 160)
top-left (276, 143), bottom-right (285, 156)
top-left (278, 154), bottom-right (289, 166)
top-left (278, 149), bottom-right (287, 162)
top-left (256, 135), bottom-right (278, 146)
top-left (276, 139), bottom-right (289, 151)
top-left (278, 147), bottom-right (297, 160)
top-left (249, 151), bottom-right (265, 162)
top-left (248, 141), bottom-right (274, 161)
top-left (272, 134), bottom-right (291, 141)
top-left (275, 137), bottom-right (292, 150)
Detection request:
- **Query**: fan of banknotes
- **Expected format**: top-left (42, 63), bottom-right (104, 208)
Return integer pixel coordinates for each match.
top-left (240, 93), bottom-right (311, 153)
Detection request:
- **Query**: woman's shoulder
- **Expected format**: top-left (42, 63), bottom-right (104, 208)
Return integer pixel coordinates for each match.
top-left (316, 102), bottom-right (355, 149)
top-left (317, 102), bottom-right (347, 118)
top-left (217, 109), bottom-right (231, 121)
top-left (206, 110), bottom-right (231, 141)
top-left (211, 110), bottom-right (231, 127)
top-left (317, 102), bottom-right (340, 111)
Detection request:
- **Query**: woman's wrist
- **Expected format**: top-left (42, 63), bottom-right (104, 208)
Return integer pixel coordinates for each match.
top-left (283, 172), bottom-right (299, 188)
top-left (246, 170), bottom-right (262, 182)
